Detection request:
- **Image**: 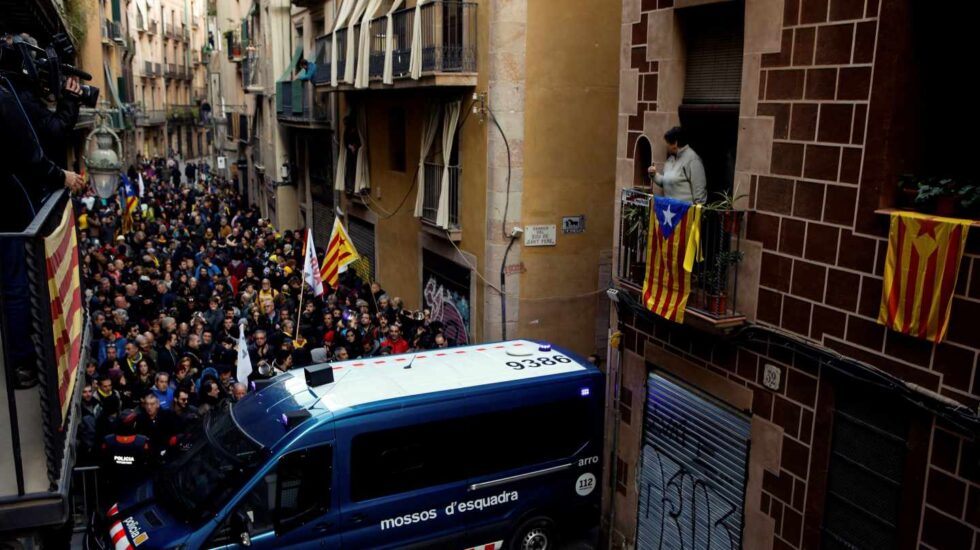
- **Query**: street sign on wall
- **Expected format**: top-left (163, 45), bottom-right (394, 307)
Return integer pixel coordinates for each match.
top-left (524, 224), bottom-right (557, 246)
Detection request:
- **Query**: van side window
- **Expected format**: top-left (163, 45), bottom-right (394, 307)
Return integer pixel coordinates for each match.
top-left (351, 399), bottom-right (589, 501)
top-left (275, 444), bottom-right (333, 532)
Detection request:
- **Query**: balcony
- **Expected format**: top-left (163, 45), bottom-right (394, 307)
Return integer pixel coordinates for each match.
top-left (617, 188), bottom-right (747, 329)
top-left (167, 104), bottom-right (198, 124)
top-left (242, 49), bottom-right (263, 93)
top-left (154, 62), bottom-right (161, 77)
top-left (313, 0), bottom-right (477, 90)
top-left (111, 20), bottom-right (123, 43)
top-left (141, 60), bottom-right (155, 78)
top-left (276, 79), bottom-right (329, 127)
top-left (165, 63), bottom-right (177, 78)
top-left (177, 64), bottom-right (188, 80)
top-left (101, 19), bottom-right (111, 44)
top-left (136, 11), bottom-right (146, 33)
top-left (135, 109), bottom-right (166, 126)
top-left (182, 25), bottom-right (189, 42)
top-left (148, 19), bottom-right (158, 34)
top-left (226, 31), bottom-right (243, 62)
top-left (0, 190), bottom-right (91, 534)
top-left (421, 162), bottom-right (461, 230)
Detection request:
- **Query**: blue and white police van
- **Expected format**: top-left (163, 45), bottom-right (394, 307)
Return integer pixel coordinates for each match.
top-left (95, 340), bottom-right (604, 550)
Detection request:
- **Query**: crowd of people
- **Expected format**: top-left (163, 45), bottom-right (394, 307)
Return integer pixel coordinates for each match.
top-left (77, 157), bottom-right (458, 485)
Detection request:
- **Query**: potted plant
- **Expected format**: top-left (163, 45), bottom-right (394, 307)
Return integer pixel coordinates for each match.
top-left (957, 181), bottom-right (980, 219)
top-left (705, 184), bottom-right (749, 234)
top-left (701, 250), bottom-right (744, 316)
top-left (621, 202), bottom-right (650, 283)
top-left (916, 177), bottom-right (960, 217)
top-left (897, 174), bottom-right (920, 210)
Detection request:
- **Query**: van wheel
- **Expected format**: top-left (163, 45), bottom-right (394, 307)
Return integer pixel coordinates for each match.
top-left (509, 516), bottom-right (558, 550)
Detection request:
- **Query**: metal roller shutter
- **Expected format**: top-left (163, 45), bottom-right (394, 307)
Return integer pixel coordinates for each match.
top-left (636, 372), bottom-right (750, 549)
top-left (682, 3), bottom-right (744, 105)
top-left (348, 217), bottom-right (376, 281)
top-left (312, 200), bottom-right (334, 252)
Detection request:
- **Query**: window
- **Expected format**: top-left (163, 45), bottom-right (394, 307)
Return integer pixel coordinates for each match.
top-left (633, 136), bottom-right (652, 188)
top-left (389, 107), bottom-right (407, 172)
top-left (351, 399), bottom-right (591, 501)
top-left (821, 385), bottom-right (910, 548)
top-left (207, 445), bottom-right (333, 546)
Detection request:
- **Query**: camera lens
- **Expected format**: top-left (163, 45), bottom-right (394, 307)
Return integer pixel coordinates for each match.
top-left (78, 85), bottom-right (99, 108)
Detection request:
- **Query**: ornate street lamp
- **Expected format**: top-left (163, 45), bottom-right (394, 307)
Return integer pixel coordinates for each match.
top-left (84, 102), bottom-right (123, 199)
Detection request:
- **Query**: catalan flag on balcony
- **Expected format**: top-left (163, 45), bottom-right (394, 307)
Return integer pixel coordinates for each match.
top-left (641, 196), bottom-right (702, 323)
top-left (878, 211), bottom-right (970, 343)
top-left (44, 202), bottom-right (83, 424)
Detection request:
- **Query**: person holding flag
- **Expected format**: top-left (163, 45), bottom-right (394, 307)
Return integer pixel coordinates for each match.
top-left (118, 172), bottom-right (139, 234)
top-left (321, 217), bottom-right (360, 288)
top-left (235, 319), bottom-right (253, 385)
top-left (293, 228), bottom-right (325, 350)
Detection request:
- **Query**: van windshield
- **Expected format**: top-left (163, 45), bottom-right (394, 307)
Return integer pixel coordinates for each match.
top-left (154, 405), bottom-right (266, 521)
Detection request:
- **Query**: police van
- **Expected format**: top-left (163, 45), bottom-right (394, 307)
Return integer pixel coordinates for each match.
top-left (97, 340), bottom-right (604, 550)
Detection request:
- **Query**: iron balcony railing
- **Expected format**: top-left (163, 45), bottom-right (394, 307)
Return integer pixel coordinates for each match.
top-left (148, 19), bottom-right (158, 34)
top-left (101, 20), bottom-right (111, 43)
top-left (142, 60), bottom-right (153, 78)
top-left (0, 189), bottom-right (90, 531)
top-left (422, 162), bottom-right (461, 229)
top-left (177, 64), bottom-right (187, 80)
top-left (111, 20), bottom-right (122, 42)
top-left (182, 25), bottom-right (189, 42)
top-left (275, 80), bottom-right (329, 124)
top-left (312, 0), bottom-right (477, 87)
top-left (135, 109), bottom-right (166, 125)
top-left (165, 63), bottom-right (176, 78)
top-left (617, 188), bottom-right (746, 321)
top-left (154, 62), bottom-right (161, 76)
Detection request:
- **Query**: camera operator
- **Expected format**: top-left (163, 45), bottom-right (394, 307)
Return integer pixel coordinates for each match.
top-left (1, 33), bottom-right (86, 388)
top-left (3, 33), bottom-right (82, 169)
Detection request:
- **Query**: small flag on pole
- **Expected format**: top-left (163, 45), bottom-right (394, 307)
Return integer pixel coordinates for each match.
top-left (137, 172), bottom-right (145, 197)
top-left (236, 321), bottom-right (253, 384)
top-left (321, 218), bottom-right (360, 288)
top-left (303, 228), bottom-right (325, 297)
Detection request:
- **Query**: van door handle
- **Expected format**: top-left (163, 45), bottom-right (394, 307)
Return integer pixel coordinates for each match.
top-left (313, 521), bottom-right (333, 533)
top-left (349, 513), bottom-right (365, 525)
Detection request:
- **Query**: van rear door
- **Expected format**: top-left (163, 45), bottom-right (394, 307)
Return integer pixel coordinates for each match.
top-left (335, 409), bottom-right (467, 549)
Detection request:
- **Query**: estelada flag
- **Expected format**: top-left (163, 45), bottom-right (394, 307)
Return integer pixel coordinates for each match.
top-left (641, 196), bottom-right (702, 323)
top-left (45, 202), bottom-right (83, 424)
top-left (321, 218), bottom-right (360, 288)
top-left (878, 211), bottom-right (970, 343)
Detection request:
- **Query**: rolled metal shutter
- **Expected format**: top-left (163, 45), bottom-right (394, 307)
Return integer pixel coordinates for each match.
top-left (682, 4), bottom-right (744, 105)
top-left (312, 200), bottom-right (334, 252)
top-left (348, 217), bottom-right (376, 280)
top-left (636, 372), bottom-right (750, 549)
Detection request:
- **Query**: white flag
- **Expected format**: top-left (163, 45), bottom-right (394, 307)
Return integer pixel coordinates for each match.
top-left (137, 173), bottom-right (145, 197)
top-left (303, 228), bottom-right (325, 297)
top-left (236, 321), bottom-right (253, 385)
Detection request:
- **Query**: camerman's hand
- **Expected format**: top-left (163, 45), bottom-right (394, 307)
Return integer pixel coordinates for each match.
top-left (63, 170), bottom-right (85, 193)
top-left (64, 76), bottom-right (81, 97)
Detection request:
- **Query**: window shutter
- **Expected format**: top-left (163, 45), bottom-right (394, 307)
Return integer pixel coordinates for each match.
top-left (348, 217), bottom-right (376, 280)
top-left (682, 6), bottom-right (744, 105)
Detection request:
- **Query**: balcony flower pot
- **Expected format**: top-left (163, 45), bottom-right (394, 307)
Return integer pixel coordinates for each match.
top-left (706, 292), bottom-right (727, 316)
top-left (705, 186), bottom-right (748, 234)
top-left (720, 210), bottom-right (741, 234)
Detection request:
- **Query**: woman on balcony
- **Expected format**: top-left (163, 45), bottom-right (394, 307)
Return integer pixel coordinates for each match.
top-left (647, 126), bottom-right (707, 204)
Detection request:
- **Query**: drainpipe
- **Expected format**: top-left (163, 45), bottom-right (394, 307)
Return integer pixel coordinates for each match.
top-left (499, 234), bottom-right (517, 340)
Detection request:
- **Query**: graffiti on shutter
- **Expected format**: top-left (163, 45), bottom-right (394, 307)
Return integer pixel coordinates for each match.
top-left (636, 372), bottom-right (751, 550)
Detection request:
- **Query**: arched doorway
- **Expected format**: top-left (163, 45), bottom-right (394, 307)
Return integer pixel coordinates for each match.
top-left (633, 135), bottom-right (652, 187)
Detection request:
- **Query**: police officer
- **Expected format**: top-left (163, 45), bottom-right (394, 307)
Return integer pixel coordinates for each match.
top-left (100, 410), bottom-right (151, 501)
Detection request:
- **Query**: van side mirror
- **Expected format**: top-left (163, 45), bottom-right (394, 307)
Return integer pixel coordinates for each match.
top-left (232, 509), bottom-right (254, 547)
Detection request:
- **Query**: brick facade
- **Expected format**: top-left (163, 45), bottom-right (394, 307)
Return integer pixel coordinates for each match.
top-left (611, 0), bottom-right (980, 548)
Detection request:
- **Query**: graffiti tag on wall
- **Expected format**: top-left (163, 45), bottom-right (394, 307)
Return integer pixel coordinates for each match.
top-left (424, 277), bottom-right (470, 345)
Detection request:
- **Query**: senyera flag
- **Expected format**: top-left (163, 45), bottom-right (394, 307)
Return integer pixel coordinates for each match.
top-left (641, 196), bottom-right (702, 323)
top-left (321, 218), bottom-right (360, 288)
top-left (302, 228), bottom-right (325, 297)
top-left (878, 211), bottom-right (970, 343)
top-left (44, 201), bottom-right (84, 424)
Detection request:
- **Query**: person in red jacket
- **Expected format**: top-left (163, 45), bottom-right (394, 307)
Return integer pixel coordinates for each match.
top-left (380, 324), bottom-right (410, 355)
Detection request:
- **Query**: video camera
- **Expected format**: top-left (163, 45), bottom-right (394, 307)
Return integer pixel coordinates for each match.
top-left (0, 32), bottom-right (99, 107)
